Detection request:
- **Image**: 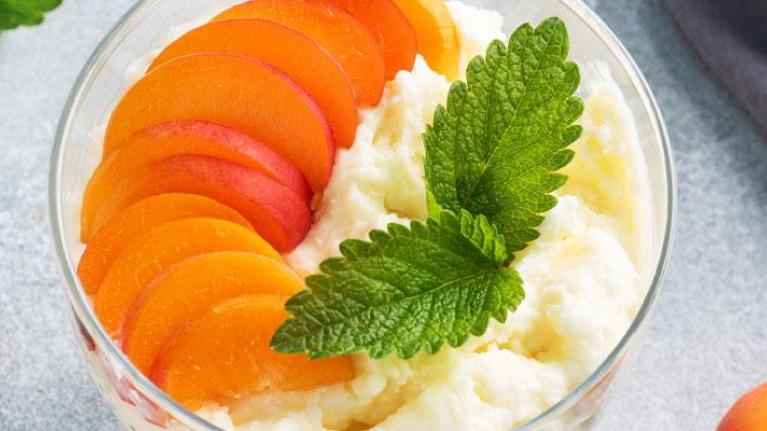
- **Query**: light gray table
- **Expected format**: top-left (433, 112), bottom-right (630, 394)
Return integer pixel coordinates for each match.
top-left (1, 0), bottom-right (765, 430)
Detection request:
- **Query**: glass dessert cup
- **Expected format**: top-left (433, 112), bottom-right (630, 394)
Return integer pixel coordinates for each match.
top-left (49, 0), bottom-right (676, 429)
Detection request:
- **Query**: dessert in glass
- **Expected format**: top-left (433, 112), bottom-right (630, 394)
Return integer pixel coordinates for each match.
top-left (50, 0), bottom-right (675, 430)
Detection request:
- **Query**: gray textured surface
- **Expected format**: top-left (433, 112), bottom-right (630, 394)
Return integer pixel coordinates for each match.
top-left (0, 0), bottom-right (765, 430)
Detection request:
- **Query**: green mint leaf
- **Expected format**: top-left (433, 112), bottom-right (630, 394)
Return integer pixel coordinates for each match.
top-left (271, 17), bottom-right (583, 360)
top-left (0, 0), bottom-right (61, 32)
top-left (271, 210), bottom-right (524, 360)
top-left (424, 17), bottom-right (583, 254)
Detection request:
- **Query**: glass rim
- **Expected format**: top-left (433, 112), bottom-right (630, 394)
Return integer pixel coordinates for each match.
top-left (48, 0), bottom-right (677, 429)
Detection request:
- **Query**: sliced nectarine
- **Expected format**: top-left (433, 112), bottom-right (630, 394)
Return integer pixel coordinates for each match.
top-left (326, 0), bottom-right (417, 80)
top-left (391, 0), bottom-right (460, 79)
top-left (151, 294), bottom-right (355, 410)
top-left (122, 251), bottom-right (304, 375)
top-left (81, 120), bottom-right (311, 241)
top-left (104, 53), bottom-right (334, 192)
top-left (213, 0), bottom-right (385, 106)
top-left (78, 193), bottom-right (251, 295)
top-left (88, 155), bottom-right (312, 252)
top-left (94, 218), bottom-right (282, 337)
top-left (149, 21), bottom-right (358, 149)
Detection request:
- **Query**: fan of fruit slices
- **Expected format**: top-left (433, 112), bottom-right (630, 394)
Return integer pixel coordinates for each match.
top-left (78, 0), bottom-right (460, 412)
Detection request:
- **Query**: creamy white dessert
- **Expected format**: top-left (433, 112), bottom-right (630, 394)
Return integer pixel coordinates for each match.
top-left (179, 2), bottom-right (654, 431)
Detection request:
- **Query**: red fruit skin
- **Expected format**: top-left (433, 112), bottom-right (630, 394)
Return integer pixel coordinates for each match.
top-left (324, 0), bottom-right (417, 80)
top-left (717, 382), bottom-right (767, 431)
top-left (149, 20), bottom-right (358, 150)
top-left (90, 154), bottom-right (312, 252)
top-left (81, 119), bottom-right (313, 241)
top-left (125, 120), bottom-right (313, 203)
top-left (212, 0), bottom-right (386, 106)
top-left (104, 53), bottom-right (335, 193)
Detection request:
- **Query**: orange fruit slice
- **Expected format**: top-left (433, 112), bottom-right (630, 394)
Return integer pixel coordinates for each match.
top-left (213, 0), bottom-right (385, 106)
top-left (122, 251), bottom-right (304, 375)
top-left (94, 218), bottom-right (281, 337)
top-left (392, 0), bottom-right (460, 79)
top-left (151, 294), bottom-right (356, 410)
top-left (104, 53), bottom-right (334, 192)
top-left (78, 193), bottom-right (251, 294)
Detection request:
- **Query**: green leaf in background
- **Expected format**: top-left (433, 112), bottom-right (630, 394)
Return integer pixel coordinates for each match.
top-left (424, 18), bottom-right (584, 255)
top-left (271, 210), bottom-right (524, 360)
top-left (0, 0), bottom-right (61, 32)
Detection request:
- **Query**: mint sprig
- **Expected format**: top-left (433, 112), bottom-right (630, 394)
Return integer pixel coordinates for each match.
top-left (0, 0), bottom-right (61, 32)
top-left (425, 17), bottom-right (583, 254)
top-left (271, 210), bottom-right (523, 360)
top-left (272, 18), bottom-right (582, 359)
